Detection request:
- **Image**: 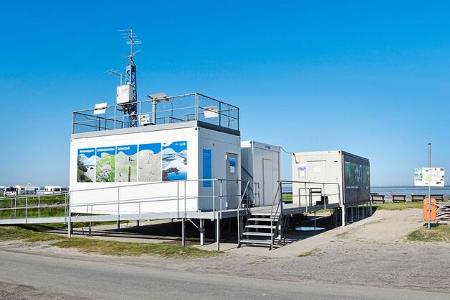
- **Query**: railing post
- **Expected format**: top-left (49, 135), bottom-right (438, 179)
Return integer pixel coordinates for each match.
top-left (25, 197), bottom-right (28, 223)
top-left (212, 180), bottom-right (215, 215)
top-left (177, 181), bottom-right (180, 219)
top-left (184, 181), bottom-right (187, 219)
top-left (117, 187), bottom-right (120, 229)
top-left (181, 218), bottom-right (186, 247)
top-left (195, 93), bottom-right (199, 120)
top-left (216, 180), bottom-right (223, 252)
top-left (219, 102), bottom-right (222, 127)
top-left (64, 193), bottom-right (67, 225)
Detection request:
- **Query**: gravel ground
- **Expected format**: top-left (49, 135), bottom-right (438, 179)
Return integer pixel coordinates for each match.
top-left (1, 209), bottom-right (449, 295)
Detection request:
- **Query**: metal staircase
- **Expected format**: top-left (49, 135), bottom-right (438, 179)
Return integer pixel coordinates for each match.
top-left (238, 183), bottom-right (285, 250)
top-left (239, 211), bottom-right (282, 249)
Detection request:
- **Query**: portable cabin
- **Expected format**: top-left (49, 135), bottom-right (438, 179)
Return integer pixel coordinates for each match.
top-left (70, 93), bottom-right (241, 215)
top-left (291, 150), bottom-right (370, 207)
top-left (241, 141), bottom-right (280, 206)
top-left (43, 186), bottom-right (63, 195)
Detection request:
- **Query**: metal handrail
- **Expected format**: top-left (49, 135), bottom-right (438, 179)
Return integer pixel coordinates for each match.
top-left (0, 179), bottom-right (249, 224)
top-left (237, 181), bottom-right (251, 245)
top-left (269, 182), bottom-right (283, 249)
top-left (72, 92), bottom-right (240, 134)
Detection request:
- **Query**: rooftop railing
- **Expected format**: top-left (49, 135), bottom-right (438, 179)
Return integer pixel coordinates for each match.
top-left (72, 93), bottom-right (240, 134)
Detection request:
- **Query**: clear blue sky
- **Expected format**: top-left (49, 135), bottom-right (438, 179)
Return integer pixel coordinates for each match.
top-left (1, 0), bottom-right (449, 187)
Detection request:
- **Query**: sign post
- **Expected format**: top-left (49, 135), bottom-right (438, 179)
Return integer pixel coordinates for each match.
top-left (414, 143), bottom-right (445, 229)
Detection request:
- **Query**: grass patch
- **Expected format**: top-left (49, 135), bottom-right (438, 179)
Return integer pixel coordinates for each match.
top-left (0, 226), bottom-right (64, 242)
top-left (0, 225), bottom-right (217, 258)
top-left (298, 248), bottom-right (320, 257)
top-left (282, 193), bottom-right (293, 202)
top-left (407, 225), bottom-right (450, 242)
top-left (53, 238), bottom-right (217, 258)
top-left (374, 201), bottom-right (422, 210)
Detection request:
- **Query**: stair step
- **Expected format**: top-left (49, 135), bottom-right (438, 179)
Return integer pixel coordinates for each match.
top-left (247, 218), bottom-right (279, 222)
top-left (240, 239), bottom-right (273, 245)
top-left (242, 232), bottom-right (274, 237)
top-left (245, 224), bottom-right (276, 229)
top-left (251, 212), bottom-right (280, 217)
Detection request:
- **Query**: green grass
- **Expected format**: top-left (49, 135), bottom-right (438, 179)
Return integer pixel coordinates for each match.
top-left (0, 194), bottom-right (66, 219)
top-left (407, 225), bottom-right (450, 242)
top-left (0, 225), bottom-right (217, 258)
top-left (282, 193), bottom-right (293, 203)
top-left (0, 226), bottom-right (65, 242)
top-left (373, 201), bottom-right (423, 210)
top-left (53, 238), bottom-right (218, 258)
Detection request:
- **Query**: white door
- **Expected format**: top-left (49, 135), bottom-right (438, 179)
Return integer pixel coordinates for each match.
top-left (262, 158), bottom-right (273, 206)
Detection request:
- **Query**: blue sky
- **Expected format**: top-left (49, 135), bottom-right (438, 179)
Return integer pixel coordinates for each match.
top-left (0, 0), bottom-right (449, 186)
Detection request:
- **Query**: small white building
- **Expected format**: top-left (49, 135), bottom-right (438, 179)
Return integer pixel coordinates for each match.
top-left (241, 141), bottom-right (280, 206)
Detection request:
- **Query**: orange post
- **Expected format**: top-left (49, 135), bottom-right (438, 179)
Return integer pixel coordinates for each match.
top-left (423, 198), bottom-right (437, 223)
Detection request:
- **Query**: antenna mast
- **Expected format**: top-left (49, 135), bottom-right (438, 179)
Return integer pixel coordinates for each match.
top-left (118, 28), bottom-right (141, 127)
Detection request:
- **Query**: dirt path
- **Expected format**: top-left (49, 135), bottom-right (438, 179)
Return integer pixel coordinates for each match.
top-left (336, 209), bottom-right (423, 243)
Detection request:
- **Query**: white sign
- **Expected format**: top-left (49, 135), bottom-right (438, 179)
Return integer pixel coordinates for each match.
top-left (414, 168), bottom-right (445, 187)
top-left (93, 102), bottom-right (107, 115)
top-left (139, 114), bottom-right (151, 126)
top-left (203, 106), bottom-right (219, 118)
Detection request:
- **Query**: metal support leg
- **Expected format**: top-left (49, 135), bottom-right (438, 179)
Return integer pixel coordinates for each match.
top-left (199, 219), bottom-right (205, 246)
top-left (341, 206), bottom-right (346, 227)
top-left (216, 216), bottom-right (220, 252)
top-left (181, 218), bottom-right (186, 247)
top-left (67, 204), bottom-right (72, 238)
top-left (314, 210), bottom-right (317, 232)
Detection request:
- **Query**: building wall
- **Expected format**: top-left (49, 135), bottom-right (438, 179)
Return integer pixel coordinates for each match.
top-left (241, 141), bottom-right (280, 206)
top-left (70, 124), bottom-right (242, 215)
top-left (198, 127), bottom-right (241, 211)
top-left (292, 151), bottom-right (343, 207)
top-left (70, 126), bottom-right (199, 214)
top-left (292, 150), bottom-right (370, 207)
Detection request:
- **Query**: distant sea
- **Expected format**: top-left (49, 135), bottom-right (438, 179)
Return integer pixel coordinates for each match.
top-left (371, 186), bottom-right (450, 197)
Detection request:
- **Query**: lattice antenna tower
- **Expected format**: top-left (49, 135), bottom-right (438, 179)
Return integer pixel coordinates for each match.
top-left (120, 28), bottom-right (141, 100)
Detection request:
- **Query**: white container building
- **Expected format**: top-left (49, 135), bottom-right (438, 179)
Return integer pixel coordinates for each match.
top-left (70, 93), bottom-right (242, 216)
top-left (241, 141), bottom-right (280, 206)
top-left (291, 150), bottom-right (370, 208)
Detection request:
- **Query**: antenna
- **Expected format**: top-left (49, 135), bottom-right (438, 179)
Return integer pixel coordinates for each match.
top-left (119, 28), bottom-right (142, 64)
top-left (117, 28), bottom-right (142, 127)
top-left (108, 69), bottom-right (124, 85)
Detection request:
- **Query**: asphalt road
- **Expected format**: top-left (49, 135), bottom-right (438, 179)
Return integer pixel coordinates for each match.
top-left (0, 249), bottom-right (448, 300)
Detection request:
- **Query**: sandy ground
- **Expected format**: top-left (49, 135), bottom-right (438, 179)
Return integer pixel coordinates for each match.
top-left (1, 208), bottom-right (450, 295)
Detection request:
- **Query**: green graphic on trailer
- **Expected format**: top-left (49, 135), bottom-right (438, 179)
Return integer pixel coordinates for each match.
top-left (116, 145), bottom-right (137, 182)
top-left (77, 148), bottom-right (96, 183)
top-left (96, 147), bottom-right (116, 182)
